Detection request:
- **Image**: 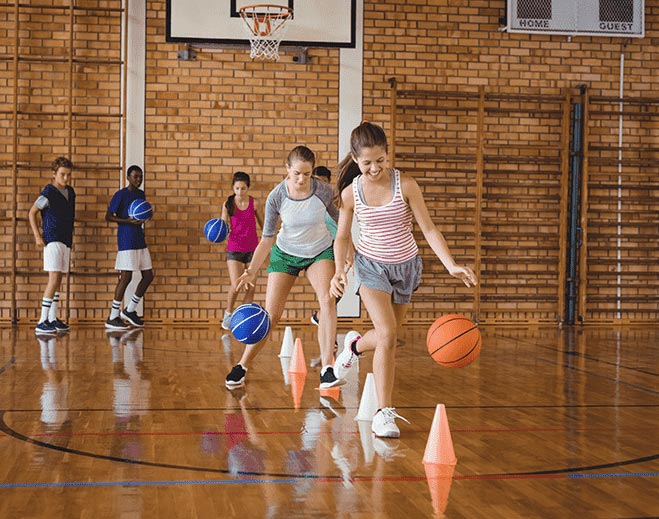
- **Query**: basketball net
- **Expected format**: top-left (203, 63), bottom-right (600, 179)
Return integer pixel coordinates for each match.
top-left (239, 4), bottom-right (293, 61)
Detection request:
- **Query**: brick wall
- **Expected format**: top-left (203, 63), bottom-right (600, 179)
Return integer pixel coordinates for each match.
top-left (1, 0), bottom-right (658, 325)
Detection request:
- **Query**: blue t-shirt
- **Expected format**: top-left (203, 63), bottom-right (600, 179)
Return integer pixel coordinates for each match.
top-left (108, 188), bottom-right (147, 251)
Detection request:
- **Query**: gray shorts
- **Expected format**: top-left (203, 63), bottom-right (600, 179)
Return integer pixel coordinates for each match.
top-left (354, 252), bottom-right (422, 304)
top-left (226, 251), bottom-right (254, 264)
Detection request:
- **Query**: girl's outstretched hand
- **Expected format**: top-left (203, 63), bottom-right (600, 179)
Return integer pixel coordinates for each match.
top-left (448, 265), bottom-right (478, 287)
top-left (236, 270), bottom-right (256, 292)
top-left (330, 272), bottom-right (347, 298)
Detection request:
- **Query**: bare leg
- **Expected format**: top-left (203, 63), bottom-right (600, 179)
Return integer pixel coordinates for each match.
top-left (43, 271), bottom-right (63, 299)
top-left (113, 271), bottom-right (133, 301)
top-left (305, 259), bottom-right (337, 367)
top-left (134, 269), bottom-right (154, 298)
top-left (225, 260), bottom-right (245, 313)
top-left (237, 272), bottom-right (297, 368)
top-left (357, 286), bottom-right (409, 409)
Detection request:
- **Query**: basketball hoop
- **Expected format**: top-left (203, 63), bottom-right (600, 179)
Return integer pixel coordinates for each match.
top-left (239, 4), bottom-right (293, 61)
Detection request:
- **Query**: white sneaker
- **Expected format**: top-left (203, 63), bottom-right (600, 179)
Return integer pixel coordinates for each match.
top-left (334, 330), bottom-right (361, 379)
top-left (371, 407), bottom-right (410, 438)
top-left (221, 310), bottom-right (232, 330)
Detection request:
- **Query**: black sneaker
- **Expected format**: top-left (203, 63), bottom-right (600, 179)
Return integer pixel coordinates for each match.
top-left (310, 312), bottom-right (319, 326)
top-left (105, 316), bottom-right (129, 330)
top-left (120, 310), bottom-right (144, 327)
top-left (225, 364), bottom-right (247, 389)
top-left (50, 318), bottom-right (70, 332)
top-left (319, 366), bottom-right (346, 389)
top-left (34, 321), bottom-right (57, 335)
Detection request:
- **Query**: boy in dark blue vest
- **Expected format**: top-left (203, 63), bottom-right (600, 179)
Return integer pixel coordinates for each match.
top-left (28, 157), bottom-right (75, 335)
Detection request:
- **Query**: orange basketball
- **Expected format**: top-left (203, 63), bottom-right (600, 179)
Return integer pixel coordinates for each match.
top-left (427, 314), bottom-right (481, 368)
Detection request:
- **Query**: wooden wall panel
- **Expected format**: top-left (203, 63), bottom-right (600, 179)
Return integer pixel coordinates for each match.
top-left (582, 96), bottom-right (659, 322)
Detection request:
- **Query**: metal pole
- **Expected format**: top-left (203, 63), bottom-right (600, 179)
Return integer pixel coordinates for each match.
top-left (557, 88), bottom-right (571, 325)
top-left (566, 86), bottom-right (585, 324)
top-left (616, 51), bottom-right (625, 320)
top-left (578, 88), bottom-right (590, 322)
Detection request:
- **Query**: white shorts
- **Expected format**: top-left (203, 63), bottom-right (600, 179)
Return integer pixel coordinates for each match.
top-left (43, 242), bottom-right (70, 273)
top-left (115, 248), bottom-right (153, 272)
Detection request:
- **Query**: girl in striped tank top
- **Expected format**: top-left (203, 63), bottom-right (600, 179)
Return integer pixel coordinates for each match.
top-left (330, 122), bottom-right (477, 439)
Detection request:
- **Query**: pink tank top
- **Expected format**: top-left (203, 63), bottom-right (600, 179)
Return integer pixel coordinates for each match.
top-left (227, 197), bottom-right (259, 252)
top-left (353, 170), bottom-right (418, 263)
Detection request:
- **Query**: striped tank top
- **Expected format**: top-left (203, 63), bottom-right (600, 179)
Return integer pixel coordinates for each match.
top-left (353, 169), bottom-right (418, 263)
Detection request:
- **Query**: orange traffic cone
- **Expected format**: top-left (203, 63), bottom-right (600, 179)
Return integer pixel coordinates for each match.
top-left (317, 386), bottom-right (341, 400)
top-left (422, 404), bottom-right (457, 465)
top-left (423, 463), bottom-right (455, 516)
top-left (289, 372), bottom-right (306, 409)
top-left (288, 338), bottom-right (308, 375)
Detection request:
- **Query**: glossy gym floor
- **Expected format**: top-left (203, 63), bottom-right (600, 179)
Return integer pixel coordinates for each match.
top-left (0, 324), bottom-right (657, 518)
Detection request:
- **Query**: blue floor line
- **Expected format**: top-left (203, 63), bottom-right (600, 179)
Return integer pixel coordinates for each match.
top-left (568, 472), bottom-right (659, 479)
top-left (0, 478), bottom-right (298, 489)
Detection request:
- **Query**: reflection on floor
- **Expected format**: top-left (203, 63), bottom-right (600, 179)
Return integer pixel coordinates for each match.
top-left (0, 324), bottom-right (657, 518)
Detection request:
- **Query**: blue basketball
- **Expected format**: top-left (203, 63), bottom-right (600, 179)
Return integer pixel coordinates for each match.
top-left (128, 199), bottom-right (153, 221)
top-left (204, 218), bottom-right (229, 243)
top-left (230, 303), bottom-right (271, 344)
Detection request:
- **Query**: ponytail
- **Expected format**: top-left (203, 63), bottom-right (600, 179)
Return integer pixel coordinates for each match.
top-left (226, 194), bottom-right (236, 217)
top-left (334, 155), bottom-right (361, 207)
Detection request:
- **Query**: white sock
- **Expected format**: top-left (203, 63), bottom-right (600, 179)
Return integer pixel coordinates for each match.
top-left (48, 292), bottom-right (59, 322)
top-left (39, 297), bottom-right (52, 323)
top-left (110, 299), bottom-right (121, 319)
top-left (38, 338), bottom-right (49, 369)
top-left (126, 294), bottom-right (141, 313)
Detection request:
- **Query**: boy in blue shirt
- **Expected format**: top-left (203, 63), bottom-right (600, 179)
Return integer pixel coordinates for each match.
top-left (28, 157), bottom-right (75, 335)
top-left (105, 165), bottom-right (155, 329)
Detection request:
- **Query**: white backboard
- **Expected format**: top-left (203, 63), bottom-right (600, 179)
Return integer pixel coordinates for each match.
top-left (167, 0), bottom-right (356, 47)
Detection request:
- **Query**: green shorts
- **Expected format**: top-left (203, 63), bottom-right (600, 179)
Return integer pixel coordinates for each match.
top-left (267, 243), bottom-right (334, 277)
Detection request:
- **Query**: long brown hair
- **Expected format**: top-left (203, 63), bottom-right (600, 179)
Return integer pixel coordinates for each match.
top-left (335, 122), bottom-right (388, 207)
top-left (226, 171), bottom-right (250, 217)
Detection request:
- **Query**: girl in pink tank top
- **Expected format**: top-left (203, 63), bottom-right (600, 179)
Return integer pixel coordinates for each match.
top-left (220, 172), bottom-right (263, 330)
top-left (330, 122), bottom-right (478, 439)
